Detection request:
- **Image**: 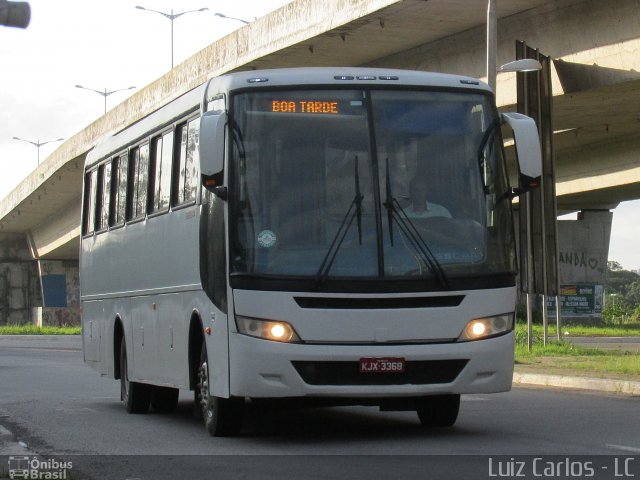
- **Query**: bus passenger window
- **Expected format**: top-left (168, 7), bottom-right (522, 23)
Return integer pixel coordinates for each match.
top-left (113, 154), bottom-right (128, 225)
top-left (151, 132), bottom-right (173, 212)
top-left (98, 162), bottom-right (112, 230)
top-left (83, 169), bottom-right (98, 235)
top-left (130, 144), bottom-right (150, 219)
top-left (174, 118), bottom-right (199, 205)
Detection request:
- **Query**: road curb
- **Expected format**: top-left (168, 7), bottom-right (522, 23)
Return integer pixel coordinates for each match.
top-left (513, 372), bottom-right (640, 396)
top-left (0, 424), bottom-right (37, 457)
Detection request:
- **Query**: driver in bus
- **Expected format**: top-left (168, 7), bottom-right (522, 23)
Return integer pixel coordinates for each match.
top-left (405, 176), bottom-right (452, 218)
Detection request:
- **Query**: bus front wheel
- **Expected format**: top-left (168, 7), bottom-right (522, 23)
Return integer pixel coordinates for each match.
top-left (120, 338), bottom-right (151, 414)
top-left (196, 340), bottom-right (243, 436)
top-left (415, 394), bottom-right (460, 427)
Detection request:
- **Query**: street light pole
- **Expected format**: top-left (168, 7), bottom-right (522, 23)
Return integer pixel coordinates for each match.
top-left (135, 6), bottom-right (209, 69)
top-left (75, 85), bottom-right (136, 115)
top-left (213, 12), bottom-right (250, 24)
top-left (486, 0), bottom-right (497, 93)
top-left (171, 9), bottom-right (174, 69)
top-left (12, 137), bottom-right (64, 165)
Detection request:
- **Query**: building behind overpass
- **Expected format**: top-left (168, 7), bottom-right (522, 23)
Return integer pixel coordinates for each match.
top-left (1, 0), bottom-right (639, 325)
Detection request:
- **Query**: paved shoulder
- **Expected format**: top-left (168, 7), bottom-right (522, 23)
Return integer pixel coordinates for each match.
top-left (565, 336), bottom-right (640, 352)
top-left (514, 370), bottom-right (640, 395)
top-left (0, 335), bottom-right (81, 351)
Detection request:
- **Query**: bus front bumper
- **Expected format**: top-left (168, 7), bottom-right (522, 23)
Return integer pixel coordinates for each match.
top-left (228, 331), bottom-right (514, 399)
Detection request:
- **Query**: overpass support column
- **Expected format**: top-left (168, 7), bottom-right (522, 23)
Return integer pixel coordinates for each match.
top-left (0, 234), bottom-right (41, 326)
top-left (555, 210), bottom-right (613, 320)
top-left (35, 259), bottom-right (80, 327)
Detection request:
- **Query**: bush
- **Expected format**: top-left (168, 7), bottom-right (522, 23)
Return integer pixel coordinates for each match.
top-left (515, 302), bottom-right (543, 324)
top-left (601, 303), bottom-right (636, 326)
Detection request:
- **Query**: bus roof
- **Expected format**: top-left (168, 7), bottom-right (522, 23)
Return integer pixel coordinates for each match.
top-left (86, 67), bottom-right (491, 170)
top-left (207, 67), bottom-right (490, 95)
top-left (85, 84), bottom-right (205, 169)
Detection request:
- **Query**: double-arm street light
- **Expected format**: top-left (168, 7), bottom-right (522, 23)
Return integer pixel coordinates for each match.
top-left (213, 12), bottom-right (250, 24)
top-left (75, 85), bottom-right (136, 115)
top-left (135, 6), bottom-right (208, 69)
top-left (12, 136), bottom-right (64, 165)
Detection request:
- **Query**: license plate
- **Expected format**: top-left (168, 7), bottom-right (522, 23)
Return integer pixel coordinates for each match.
top-left (359, 357), bottom-right (405, 374)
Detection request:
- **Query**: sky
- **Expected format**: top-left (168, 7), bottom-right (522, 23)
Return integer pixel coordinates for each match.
top-left (1, 0), bottom-right (639, 272)
top-left (0, 0), bottom-right (289, 187)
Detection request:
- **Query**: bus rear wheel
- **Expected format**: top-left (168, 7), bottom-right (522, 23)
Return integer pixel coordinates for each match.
top-left (120, 338), bottom-right (151, 414)
top-left (415, 394), bottom-right (460, 427)
top-left (196, 340), bottom-right (243, 436)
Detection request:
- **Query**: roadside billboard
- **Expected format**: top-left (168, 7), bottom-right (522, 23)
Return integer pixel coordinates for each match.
top-left (546, 284), bottom-right (604, 318)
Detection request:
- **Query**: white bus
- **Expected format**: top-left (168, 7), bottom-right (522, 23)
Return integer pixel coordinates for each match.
top-left (81, 67), bottom-right (541, 436)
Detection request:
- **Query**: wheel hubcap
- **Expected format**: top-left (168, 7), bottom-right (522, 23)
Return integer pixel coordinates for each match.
top-left (121, 353), bottom-right (129, 401)
top-left (198, 360), bottom-right (212, 417)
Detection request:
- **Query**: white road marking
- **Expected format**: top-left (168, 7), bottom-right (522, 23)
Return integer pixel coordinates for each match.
top-left (606, 443), bottom-right (640, 453)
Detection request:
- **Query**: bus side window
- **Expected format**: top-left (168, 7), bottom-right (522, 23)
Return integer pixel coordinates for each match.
top-left (82, 169), bottom-right (98, 235)
top-left (173, 118), bottom-right (199, 206)
top-left (113, 154), bottom-right (128, 226)
top-left (97, 161), bottom-right (112, 231)
top-left (150, 131), bottom-right (173, 213)
top-left (129, 144), bottom-right (150, 219)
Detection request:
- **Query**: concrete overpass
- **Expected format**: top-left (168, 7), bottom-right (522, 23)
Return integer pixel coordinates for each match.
top-left (1, 0), bottom-right (638, 324)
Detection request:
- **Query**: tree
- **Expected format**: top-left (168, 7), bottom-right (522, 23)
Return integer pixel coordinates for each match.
top-left (605, 261), bottom-right (640, 309)
top-left (608, 260), bottom-right (623, 272)
top-left (626, 279), bottom-right (640, 307)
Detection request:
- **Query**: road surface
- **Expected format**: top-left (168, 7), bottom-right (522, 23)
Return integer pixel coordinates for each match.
top-left (1, 336), bottom-right (638, 479)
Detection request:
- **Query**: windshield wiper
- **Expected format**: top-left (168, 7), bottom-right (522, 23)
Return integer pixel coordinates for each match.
top-left (355, 156), bottom-right (363, 245)
top-left (314, 156), bottom-right (364, 288)
top-left (384, 158), bottom-right (395, 246)
top-left (383, 158), bottom-right (450, 289)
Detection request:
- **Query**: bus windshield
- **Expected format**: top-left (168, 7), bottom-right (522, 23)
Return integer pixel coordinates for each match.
top-left (228, 88), bottom-right (515, 290)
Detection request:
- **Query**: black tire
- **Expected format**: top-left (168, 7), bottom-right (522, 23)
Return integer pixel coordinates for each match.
top-left (196, 340), bottom-right (243, 436)
top-left (150, 386), bottom-right (179, 413)
top-left (120, 338), bottom-right (151, 414)
top-left (416, 394), bottom-right (460, 427)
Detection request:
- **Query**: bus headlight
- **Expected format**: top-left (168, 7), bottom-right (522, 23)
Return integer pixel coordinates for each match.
top-left (236, 316), bottom-right (301, 343)
top-left (458, 313), bottom-right (514, 341)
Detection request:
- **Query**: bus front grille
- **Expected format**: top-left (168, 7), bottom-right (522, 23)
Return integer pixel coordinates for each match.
top-left (291, 359), bottom-right (468, 386)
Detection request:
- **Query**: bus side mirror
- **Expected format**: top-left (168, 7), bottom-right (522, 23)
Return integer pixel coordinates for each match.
top-left (501, 112), bottom-right (542, 191)
top-left (200, 110), bottom-right (227, 177)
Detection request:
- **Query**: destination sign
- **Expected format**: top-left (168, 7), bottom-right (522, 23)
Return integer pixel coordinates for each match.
top-left (271, 100), bottom-right (339, 114)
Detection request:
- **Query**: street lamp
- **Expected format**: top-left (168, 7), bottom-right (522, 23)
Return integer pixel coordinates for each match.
top-left (213, 12), bottom-right (250, 24)
top-left (12, 137), bottom-right (64, 165)
top-left (135, 6), bottom-right (209, 69)
top-left (75, 85), bottom-right (136, 115)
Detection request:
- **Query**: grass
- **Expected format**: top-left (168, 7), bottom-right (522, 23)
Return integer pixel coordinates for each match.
top-left (514, 322), bottom-right (640, 380)
top-left (515, 351), bottom-right (640, 381)
top-left (531, 322), bottom-right (640, 338)
top-left (0, 324), bottom-right (81, 335)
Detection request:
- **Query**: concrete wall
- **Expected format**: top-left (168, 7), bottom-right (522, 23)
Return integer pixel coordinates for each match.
top-left (38, 260), bottom-right (80, 327)
top-left (546, 210), bottom-right (612, 319)
top-left (515, 208), bottom-right (612, 319)
top-left (0, 234), bottom-right (40, 326)
top-left (0, 236), bottom-right (80, 327)
top-left (557, 210), bottom-right (612, 285)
